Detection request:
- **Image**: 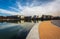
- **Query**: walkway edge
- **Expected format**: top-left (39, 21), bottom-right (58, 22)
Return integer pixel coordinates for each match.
top-left (26, 22), bottom-right (41, 39)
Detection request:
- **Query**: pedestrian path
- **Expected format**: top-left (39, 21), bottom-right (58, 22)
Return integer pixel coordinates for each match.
top-left (39, 21), bottom-right (60, 39)
top-left (26, 21), bottom-right (60, 39)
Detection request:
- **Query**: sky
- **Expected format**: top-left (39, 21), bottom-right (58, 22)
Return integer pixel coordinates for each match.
top-left (0, 0), bottom-right (60, 16)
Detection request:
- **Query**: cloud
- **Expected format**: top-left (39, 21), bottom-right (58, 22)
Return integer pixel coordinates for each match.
top-left (9, 7), bottom-right (20, 12)
top-left (0, 9), bottom-right (20, 15)
top-left (20, 0), bottom-right (60, 16)
top-left (16, 2), bottom-right (23, 10)
top-left (0, 0), bottom-right (60, 16)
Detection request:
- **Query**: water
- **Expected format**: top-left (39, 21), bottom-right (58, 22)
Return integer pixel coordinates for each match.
top-left (0, 20), bottom-right (37, 39)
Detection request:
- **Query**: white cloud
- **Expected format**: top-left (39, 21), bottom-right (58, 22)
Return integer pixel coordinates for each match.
top-left (16, 2), bottom-right (24, 10)
top-left (0, 9), bottom-right (20, 15)
top-left (9, 7), bottom-right (20, 12)
top-left (0, 0), bottom-right (60, 16)
top-left (20, 0), bottom-right (60, 16)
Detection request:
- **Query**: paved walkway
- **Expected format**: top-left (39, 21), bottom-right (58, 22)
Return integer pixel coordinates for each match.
top-left (26, 21), bottom-right (60, 39)
top-left (39, 21), bottom-right (60, 39)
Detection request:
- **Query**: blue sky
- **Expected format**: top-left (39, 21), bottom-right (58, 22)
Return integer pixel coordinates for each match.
top-left (0, 0), bottom-right (59, 16)
top-left (0, 0), bottom-right (53, 9)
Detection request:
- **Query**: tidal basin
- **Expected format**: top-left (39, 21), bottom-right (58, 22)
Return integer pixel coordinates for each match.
top-left (0, 20), bottom-right (39, 39)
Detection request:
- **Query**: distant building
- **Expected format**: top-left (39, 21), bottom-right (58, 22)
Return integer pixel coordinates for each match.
top-left (0, 16), bottom-right (3, 19)
top-left (41, 15), bottom-right (53, 20)
top-left (32, 15), bottom-right (39, 20)
top-left (24, 16), bottom-right (32, 20)
top-left (6, 15), bottom-right (20, 19)
top-left (21, 15), bottom-right (24, 20)
top-left (53, 16), bottom-right (60, 20)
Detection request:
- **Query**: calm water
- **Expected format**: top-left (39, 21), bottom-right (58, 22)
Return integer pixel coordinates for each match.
top-left (0, 20), bottom-right (38, 39)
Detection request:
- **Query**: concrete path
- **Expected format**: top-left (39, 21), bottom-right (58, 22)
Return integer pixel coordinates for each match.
top-left (26, 22), bottom-right (40, 39)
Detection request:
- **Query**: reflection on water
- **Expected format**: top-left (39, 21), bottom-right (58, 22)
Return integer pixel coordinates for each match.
top-left (0, 20), bottom-right (37, 39)
top-left (0, 20), bottom-right (40, 24)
